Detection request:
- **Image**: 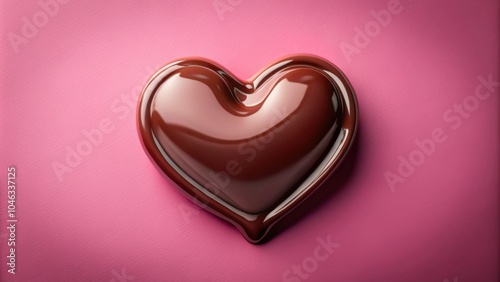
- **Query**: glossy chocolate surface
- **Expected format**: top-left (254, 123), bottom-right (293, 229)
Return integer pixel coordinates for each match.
top-left (137, 55), bottom-right (358, 243)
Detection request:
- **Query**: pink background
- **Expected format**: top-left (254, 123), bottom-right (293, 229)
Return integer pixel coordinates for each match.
top-left (1, 0), bottom-right (498, 281)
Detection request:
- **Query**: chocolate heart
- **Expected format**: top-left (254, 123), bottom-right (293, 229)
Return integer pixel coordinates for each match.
top-left (137, 55), bottom-right (358, 243)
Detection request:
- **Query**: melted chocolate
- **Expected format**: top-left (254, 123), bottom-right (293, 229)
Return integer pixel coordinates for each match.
top-left (137, 55), bottom-right (358, 243)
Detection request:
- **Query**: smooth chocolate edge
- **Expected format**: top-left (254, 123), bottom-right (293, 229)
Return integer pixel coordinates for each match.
top-left (252, 55), bottom-right (359, 243)
top-left (136, 54), bottom-right (358, 244)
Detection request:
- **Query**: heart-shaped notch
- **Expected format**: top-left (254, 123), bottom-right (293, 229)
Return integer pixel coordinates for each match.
top-left (137, 55), bottom-right (358, 243)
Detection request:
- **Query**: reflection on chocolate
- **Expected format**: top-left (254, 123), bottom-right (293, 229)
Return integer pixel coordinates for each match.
top-left (137, 55), bottom-right (358, 243)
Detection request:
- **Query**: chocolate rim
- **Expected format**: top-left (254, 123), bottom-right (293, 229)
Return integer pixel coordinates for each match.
top-left (137, 54), bottom-right (358, 243)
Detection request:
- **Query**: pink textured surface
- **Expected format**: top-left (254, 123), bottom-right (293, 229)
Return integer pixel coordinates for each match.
top-left (1, 0), bottom-right (498, 281)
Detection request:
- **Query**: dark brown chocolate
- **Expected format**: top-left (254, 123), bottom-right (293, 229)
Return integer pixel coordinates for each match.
top-left (137, 55), bottom-right (358, 243)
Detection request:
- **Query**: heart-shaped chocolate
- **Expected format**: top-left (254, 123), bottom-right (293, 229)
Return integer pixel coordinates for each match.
top-left (137, 55), bottom-right (358, 243)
